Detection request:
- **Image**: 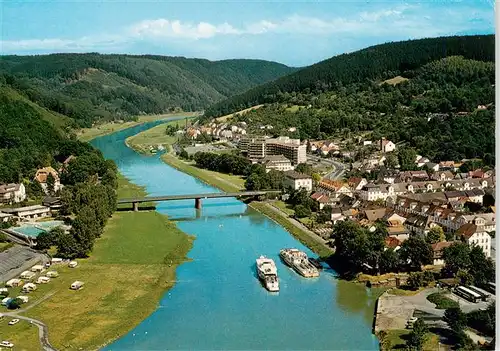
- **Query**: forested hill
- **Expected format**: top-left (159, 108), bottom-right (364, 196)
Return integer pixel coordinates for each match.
top-left (208, 54), bottom-right (495, 164)
top-left (0, 54), bottom-right (295, 128)
top-left (204, 35), bottom-right (494, 118)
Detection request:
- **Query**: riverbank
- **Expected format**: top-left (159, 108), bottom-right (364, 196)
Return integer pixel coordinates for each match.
top-left (125, 117), bottom-right (195, 155)
top-left (159, 153), bottom-right (333, 257)
top-left (1, 176), bottom-right (194, 350)
top-left (77, 112), bottom-right (200, 142)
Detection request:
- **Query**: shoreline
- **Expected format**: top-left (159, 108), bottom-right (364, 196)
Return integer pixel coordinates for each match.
top-left (77, 111), bottom-right (200, 142)
top-left (2, 175), bottom-right (195, 351)
top-left (158, 152), bottom-right (333, 257)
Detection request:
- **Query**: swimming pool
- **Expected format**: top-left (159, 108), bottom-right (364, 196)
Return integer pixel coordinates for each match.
top-left (11, 220), bottom-right (65, 238)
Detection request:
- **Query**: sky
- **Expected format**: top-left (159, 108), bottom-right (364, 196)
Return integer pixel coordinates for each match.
top-left (0, 0), bottom-right (495, 66)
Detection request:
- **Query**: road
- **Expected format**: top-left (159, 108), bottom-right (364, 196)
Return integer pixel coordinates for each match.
top-left (262, 202), bottom-right (332, 251)
top-left (1, 292), bottom-right (57, 351)
top-left (307, 155), bottom-right (346, 180)
top-left (1, 312), bottom-right (56, 351)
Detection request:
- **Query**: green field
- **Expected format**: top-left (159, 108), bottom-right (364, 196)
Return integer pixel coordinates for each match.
top-left (0, 176), bottom-right (194, 350)
top-left (0, 318), bottom-right (41, 351)
top-left (382, 329), bottom-right (440, 350)
top-left (77, 112), bottom-right (199, 142)
top-left (125, 118), bottom-right (191, 154)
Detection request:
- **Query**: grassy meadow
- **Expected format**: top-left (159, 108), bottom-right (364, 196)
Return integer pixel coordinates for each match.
top-left (0, 176), bottom-right (194, 350)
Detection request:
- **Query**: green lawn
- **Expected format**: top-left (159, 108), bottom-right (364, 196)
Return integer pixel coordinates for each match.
top-left (162, 154), bottom-right (245, 192)
top-left (271, 200), bottom-right (295, 216)
top-left (1, 175), bottom-right (194, 350)
top-left (126, 118), bottom-right (194, 154)
top-left (427, 292), bottom-right (459, 309)
top-left (382, 329), bottom-right (440, 350)
top-left (0, 318), bottom-right (41, 351)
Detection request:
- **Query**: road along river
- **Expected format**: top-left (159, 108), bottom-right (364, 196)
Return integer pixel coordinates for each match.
top-left (92, 119), bottom-right (380, 350)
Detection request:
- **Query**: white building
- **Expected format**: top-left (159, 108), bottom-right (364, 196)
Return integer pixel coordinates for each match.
top-left (457, 223), bottom-right (491, 258)
top-left (284, 171), bottom-right (313, 191)
top-left (260, 155), bottom-right (294, 173)
top-left (0, 212), bottom-right (13, 223)
top-left (1, 205), bottom-right (51, 220)
top-left (380, 138), bottom-right (396, 152)
top-left (0, 183), bottom-right (26, 204)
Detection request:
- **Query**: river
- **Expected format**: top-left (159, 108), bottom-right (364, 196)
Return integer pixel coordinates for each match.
top-left (91, 119), bottom-right (380, 350)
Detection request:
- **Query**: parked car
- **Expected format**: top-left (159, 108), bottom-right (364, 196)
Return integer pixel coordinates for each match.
top-left (8, 319), bottom-right (19, 325)
top-left (406, 317), bottom-right (418, 329)
top-left (0, 341), bottom-right (14, 348)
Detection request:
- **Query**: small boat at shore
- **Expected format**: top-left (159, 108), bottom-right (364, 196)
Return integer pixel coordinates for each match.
top-left (280, 248), bottom-right (320, 278)
top-left (256, 256), bottom-right (279, 292)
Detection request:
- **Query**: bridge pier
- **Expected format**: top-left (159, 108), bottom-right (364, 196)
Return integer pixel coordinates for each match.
top-left (133, 202), bottom-right (138, 212)
top-left (195, 198), bottom-right (202, 209)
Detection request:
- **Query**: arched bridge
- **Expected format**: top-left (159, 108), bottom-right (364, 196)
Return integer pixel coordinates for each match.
top-left (117, 191), bottom-right (281, 211)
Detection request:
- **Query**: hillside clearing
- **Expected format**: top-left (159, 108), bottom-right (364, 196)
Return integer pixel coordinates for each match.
top-left (215, 104), bottom-right (264, 122)
top-left (380, 76), bottom-right (409, 85)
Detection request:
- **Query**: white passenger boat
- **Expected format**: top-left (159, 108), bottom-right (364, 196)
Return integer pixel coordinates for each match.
top-left (256, 255), bottom-right (280, 292)
top-left (279, 248), bottom-right (320, 278)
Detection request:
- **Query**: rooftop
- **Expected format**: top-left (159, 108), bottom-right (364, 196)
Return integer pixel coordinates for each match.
top-left (284, 170), bottom-right (311, 180)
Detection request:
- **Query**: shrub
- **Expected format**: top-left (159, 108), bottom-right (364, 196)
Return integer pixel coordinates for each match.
top-left (427, 292), bottom-right (459, 309)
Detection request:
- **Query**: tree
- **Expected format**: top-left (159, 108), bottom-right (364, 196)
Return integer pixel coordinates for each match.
top-left (295, 163), bottom-right (313, 175)
top-left (398, 147), bottom-right (417, 171)
top-left (35, 227), bottom-right (65, 251)
top-left (46, 173), bottom-right (56, 195)
top-left (425, 226), bottom-right (445, 244)
top-left (406, 318), bottom-right (428, 351)
top-left (468, 245), bottom-right (495, 286)
top-left (400, 235), bottom-right (433, 270)
top-left (245, 173), bottom-right (263, 190)
top-left (442, 242), bottom-right (471, 275)
top-left (384, 153), bottom-right (398, 169)
top-left (179, 148), bottom-right (189, 159)
top-left (8, 297), bottom-right (23, 310)
top-left (457, 268), bottom-right (474, 285)
top-left (407, 272), bottom-right (425, 290)
top-left (379, 248), bottom-right (400, 274)
top-left (294, 204), bottom-right (311, 218)
top-left (311, 172), bottom-right (321, 184)
top-left (444, 307), bottom-right (467, 334)
top-left (331, 220), bottom-right (370, 275)
top-left (316, 205), bottom-right (332, 224)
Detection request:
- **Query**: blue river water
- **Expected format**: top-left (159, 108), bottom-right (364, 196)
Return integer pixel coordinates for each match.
top-left (92, 118), bottom-right (380, 350)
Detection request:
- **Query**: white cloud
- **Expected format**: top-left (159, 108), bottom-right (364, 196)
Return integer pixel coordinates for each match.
top-left (0, 4), bottom-right (493, 53)
top-left (130, 19), bottom-right (240, 39)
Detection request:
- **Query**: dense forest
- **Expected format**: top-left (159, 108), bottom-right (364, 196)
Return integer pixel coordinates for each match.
top-left (204, 35), bottom-right (494, 117)
top-left (203, 53), bottom-right (495, 164)
top-left (0, 84), bottom-right (118, 258)
top-left (0, 54), bottom-right (295, 127)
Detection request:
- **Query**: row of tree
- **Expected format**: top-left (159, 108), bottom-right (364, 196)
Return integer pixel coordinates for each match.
top-left (329, 219), bottom-right (494, 286)
top-left (37, 154), bottom-right (118, 258)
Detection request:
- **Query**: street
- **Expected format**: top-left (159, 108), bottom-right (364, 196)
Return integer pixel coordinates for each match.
top-left (307, 154), bottom-right (346, 180)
